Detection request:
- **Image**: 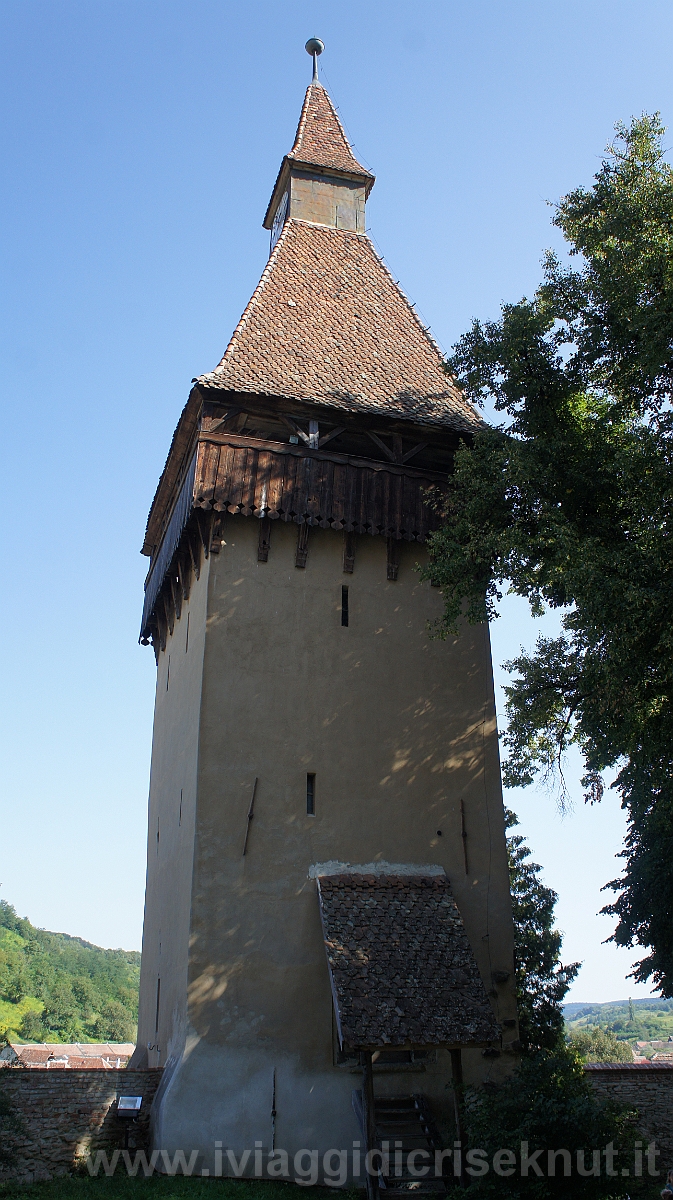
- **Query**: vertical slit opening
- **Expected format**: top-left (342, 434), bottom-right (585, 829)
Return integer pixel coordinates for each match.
top-left (341, 585), bottom-right (349, 627)
top-left (306, 773), bottom-right (316, 815)
top-left (155, 977), bottom-right (161, 1034)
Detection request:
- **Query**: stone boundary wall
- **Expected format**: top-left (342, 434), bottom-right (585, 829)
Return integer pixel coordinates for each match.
top-left (2, 1062), bottom-right (670, 1183)
top-left (585, 1063), bottom-right (673, 1167)
top-left (0, 1068), bottom-right (162, 1182)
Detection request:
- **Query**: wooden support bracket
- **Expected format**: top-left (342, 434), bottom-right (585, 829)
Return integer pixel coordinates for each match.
top-left (343, 531), bottom-right (356, 573)
top-left (207, 407), bottom-right (242, 434)
top-left (210, 513), bottom-right (226, 555)
top-left (366, 430), bottom-right (397, 462)
top-left (402, 441), bottom-right (428, 463)
top-left (186, 525), bottom-right (201, 580)
top-left (258, 516), bottom-right (272, 562)
top-left (281, 414), bottom-right (311, 445)
top-left (386, 537), bottom-right (401, 581)
top-left (318, 426), bottom-right (345, 449)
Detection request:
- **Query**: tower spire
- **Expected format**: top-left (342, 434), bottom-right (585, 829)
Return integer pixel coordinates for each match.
top-left (305, 36), bottom-right (324, 84)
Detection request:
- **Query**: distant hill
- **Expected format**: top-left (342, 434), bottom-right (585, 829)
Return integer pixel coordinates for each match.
top-left (564, 998), bottom-right (673, 1047)
top-left (0, 899), bottom-right (139, 1044)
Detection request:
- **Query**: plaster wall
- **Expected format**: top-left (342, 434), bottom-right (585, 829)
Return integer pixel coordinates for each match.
top-left (133, 561), bottom-right (209, 1072)
top-left (289, 171), bottom-right (366, 231)
top-left (150, 516), bottom-right (517, 1171)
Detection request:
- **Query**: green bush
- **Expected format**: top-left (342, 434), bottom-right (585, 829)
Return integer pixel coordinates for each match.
top-left (461, 1048), bottom-right (644, 1197)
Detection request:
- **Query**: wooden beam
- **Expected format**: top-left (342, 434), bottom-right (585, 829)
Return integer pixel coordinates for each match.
top-left (281, 414), bottom-right (311, 445)
top-left (207, 407), bottom-right (242, 434)
top-left (195, 510), bottom-right (213, 558)
top-left (186, 525), bottom-right (201, 580)
top-left (210, 513), bottom-right (226, 555)
top-left (365, 430), bottom-right (397, 462)
top-left (170, 571), bottom-right (182, 622)
top-left (176, 550), bottom-right (191, 602)
top-left (402, 442), bottom-right (428, 463)
top-left (161, 589), bottom-right (175, 638)
top-left (318, 426), bottom-right (345, 449)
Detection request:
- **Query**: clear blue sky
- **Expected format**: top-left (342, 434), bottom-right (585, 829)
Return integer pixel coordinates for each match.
top-left (1, 0), bottom-right (671, 1003)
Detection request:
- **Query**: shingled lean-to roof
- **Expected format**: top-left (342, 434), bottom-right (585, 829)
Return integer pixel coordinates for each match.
top-left (197, 220), bottom-right (480, 433)
top-left (317, 873), bottom-right (500, 1050)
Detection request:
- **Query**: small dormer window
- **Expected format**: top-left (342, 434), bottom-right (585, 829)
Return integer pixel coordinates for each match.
top-left (270, 191), bottom-right (289, 251)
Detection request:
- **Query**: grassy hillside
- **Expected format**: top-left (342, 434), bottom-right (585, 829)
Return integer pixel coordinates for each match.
top-left (564, 998), bottom-right (673, 1046)
top-left (0, 900), bottom-right (139, 1044)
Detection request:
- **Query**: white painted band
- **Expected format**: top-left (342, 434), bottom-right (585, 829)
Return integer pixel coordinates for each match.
top-left (308, 861), bottom-right (446, 879)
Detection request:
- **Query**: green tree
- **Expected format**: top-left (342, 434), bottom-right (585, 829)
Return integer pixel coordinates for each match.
top-left (462, 818), bottom-right (641, 1195)
top-left (426, 114), bottom-right (673, 994)
top-left (568, 1027), bottom-right (633, 1063)
top-left (506, 811), bottom-right (579, 1052)
top-left (0, 900), bottom-right (139, 1043)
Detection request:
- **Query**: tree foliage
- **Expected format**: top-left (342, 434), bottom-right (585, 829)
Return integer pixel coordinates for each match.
top-left (462, 1048), bottom-right (643, 1198)
top-left (425, 114), bottom-right (673, 993)
top-left (567, 1027), bottom-right (633, 1063)
top-left (0, 899), bottom-right (139, 1044)
top-left (506, 811), bottom-right (578, 1053)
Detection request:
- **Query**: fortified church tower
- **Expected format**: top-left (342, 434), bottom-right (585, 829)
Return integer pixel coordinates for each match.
top-left (133, 41), bottom-right (518, 1177)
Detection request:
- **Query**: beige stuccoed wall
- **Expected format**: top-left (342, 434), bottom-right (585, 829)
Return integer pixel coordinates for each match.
top-left (143, 514), bottom-right (517, 1173)
top-left (132, 560), bottom-right (209, 1073)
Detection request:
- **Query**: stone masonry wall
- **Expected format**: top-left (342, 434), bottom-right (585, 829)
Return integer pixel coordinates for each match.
top-left (2, 1062), bottom-right (670, 1183)
top-left (0, 1068), bottom-right (162, 1182)
top-left (585, 1064), bottom-right (673, 1168)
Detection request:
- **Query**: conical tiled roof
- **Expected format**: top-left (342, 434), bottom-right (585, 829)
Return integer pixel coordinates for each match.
top-left (197, 220), bottom-right (480, 433)
top-left (287, 82), bottom-right (373, 180)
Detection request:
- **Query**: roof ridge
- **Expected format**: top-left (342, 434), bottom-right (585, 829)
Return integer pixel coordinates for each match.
top-left (210, 219), bottom-right (294, 377)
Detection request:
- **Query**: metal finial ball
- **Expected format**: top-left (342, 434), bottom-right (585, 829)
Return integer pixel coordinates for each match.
top-left (305, 38), bottom-right (324, 56)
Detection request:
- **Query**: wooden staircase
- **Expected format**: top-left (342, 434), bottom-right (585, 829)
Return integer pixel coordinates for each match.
top-left (354, 1091), bottom-right (451, 1196)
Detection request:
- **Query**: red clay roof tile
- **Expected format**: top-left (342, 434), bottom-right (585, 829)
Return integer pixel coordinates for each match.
top-left (198, 220), bottom-right (480, 433)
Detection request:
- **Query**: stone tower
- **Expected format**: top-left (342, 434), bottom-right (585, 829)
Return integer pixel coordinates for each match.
top-left (132, 51), bottom-right (518, 1180)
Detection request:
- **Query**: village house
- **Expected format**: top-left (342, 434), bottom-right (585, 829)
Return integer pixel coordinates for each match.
top-left (0, 1043), bottom-right (135, 1070)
